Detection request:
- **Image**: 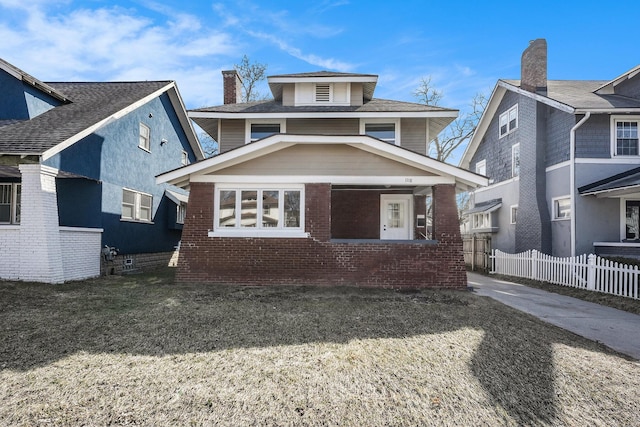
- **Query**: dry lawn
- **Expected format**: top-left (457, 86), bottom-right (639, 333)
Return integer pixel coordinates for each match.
top-left (1, 269), bottom-right (639, 426)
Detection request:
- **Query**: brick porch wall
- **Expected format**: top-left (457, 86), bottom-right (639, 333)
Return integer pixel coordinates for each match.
top-left (176, 182), bottom-right (466, 288)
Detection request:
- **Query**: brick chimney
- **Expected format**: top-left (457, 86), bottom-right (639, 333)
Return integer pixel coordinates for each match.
top-left (521, 39), bottom-right (547, 93)
top-left (222, 70), bottom-right (243, 104)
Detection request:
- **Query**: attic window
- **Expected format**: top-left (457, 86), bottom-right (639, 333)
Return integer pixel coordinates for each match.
top-left (315, 84), bottom-right (331, 102)
top-left (499, 105), bottom-right (518, 138)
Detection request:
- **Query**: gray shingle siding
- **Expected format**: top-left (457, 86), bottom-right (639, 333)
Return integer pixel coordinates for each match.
top-left (575, 114), bottom-right (611, 158)
top-left (615, 75), bottom-right (640, 99)
top-left (470, 91), bottom-right (520, 182)
top-left (544, 107), bottom-right (573, 166)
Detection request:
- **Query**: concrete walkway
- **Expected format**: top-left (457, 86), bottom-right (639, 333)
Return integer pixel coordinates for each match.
top-left (467, 272), bottom-right (640, 360)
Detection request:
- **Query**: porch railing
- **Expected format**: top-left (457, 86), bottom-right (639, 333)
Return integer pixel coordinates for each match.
top-left (491, 249), bottom-right (639, 300)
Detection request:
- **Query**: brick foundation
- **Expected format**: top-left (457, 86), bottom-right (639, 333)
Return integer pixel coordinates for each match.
top-left (101, 250), bottom-right (179, 275)
top-left (176, 182), bottom-right (466, 288)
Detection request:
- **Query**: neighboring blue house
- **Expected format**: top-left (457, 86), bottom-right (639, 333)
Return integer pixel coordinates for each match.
top-left (0, 58), bottom-right (204, 283)
top-left (460, 39), bottom-right (640, 258)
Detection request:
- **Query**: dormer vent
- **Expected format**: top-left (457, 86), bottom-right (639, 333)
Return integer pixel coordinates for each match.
top-left (315, 84), bottom-right (331, 102)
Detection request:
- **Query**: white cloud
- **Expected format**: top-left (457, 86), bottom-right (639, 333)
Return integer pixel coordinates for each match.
top-left (0, 2), bottom-right (239, 107)
top-left (246, 30), bottom-right (354, 71)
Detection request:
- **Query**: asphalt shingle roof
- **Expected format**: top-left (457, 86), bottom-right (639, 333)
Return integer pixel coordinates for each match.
top-left (502, 79), bottom-right (640, 110)
top-left (191, 98), bottom-right (456, 114)
top-left (0, 80), bottom-right (172, 155)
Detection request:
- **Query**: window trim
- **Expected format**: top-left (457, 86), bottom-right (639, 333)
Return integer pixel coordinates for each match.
top-left (510, 205), bottom-right (518, 225)
top-left (245, 119), bottom-right (286, 144)
top-left (610, 115), bottom-right (640, 158)
top-left (139, 122), bottom-right (151, 152)
top-left (360, 118), bottom-right (401, 145)
top-left (0, 183), bottom-right (21, 225)
top-left (552, 196), bottom-right (571, 221)
top-left (121, 188), bottom-right (154, 223)
top-left (499, 104), bottom-right (518, 138)
top-left (475, 159), bottom-right (487, 176)
top-left (512, 143), bottom-right (520, 177)
top-left (211, 184), bottom-right (307, 238)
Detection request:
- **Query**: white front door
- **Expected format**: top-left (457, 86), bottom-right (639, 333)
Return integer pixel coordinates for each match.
top-left (380, 195), bottom-right (412, 240)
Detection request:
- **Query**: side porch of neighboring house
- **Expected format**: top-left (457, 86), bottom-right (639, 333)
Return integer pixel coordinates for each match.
top-left (159, 134), bottom-right (487, 288)
top-left (0, 164), bottom-right (102, 283)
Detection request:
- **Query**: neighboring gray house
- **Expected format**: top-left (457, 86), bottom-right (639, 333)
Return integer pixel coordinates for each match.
top-left (460, 39), bottom-right (640, 258)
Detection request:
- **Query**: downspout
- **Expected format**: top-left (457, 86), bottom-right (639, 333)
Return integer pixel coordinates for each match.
top-left (570, 112), bottom-right (590, 256)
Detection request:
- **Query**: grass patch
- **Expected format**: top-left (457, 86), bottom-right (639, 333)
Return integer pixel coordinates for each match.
top-left (1, 268), bottom-right (638, 425)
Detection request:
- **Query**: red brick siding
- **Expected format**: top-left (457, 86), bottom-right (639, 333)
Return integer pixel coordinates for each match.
top-left (177, 182), bottom-right (466, 288)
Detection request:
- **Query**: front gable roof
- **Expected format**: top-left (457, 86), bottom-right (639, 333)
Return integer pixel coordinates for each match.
top-left (157, 134), bottom-right (487, 191)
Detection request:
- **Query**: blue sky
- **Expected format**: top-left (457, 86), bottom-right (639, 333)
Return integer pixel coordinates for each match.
top-left (1, 0), bottom-right (639, 114)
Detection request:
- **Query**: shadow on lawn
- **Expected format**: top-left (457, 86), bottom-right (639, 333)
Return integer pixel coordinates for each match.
top-left (0, 269), bottom-right (615, 425)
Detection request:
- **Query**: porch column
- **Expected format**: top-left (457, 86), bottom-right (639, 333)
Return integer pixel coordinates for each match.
top-left (18, 164), bottom-right (64, 284)
top-left (432, 184), bottom-right (466, 286)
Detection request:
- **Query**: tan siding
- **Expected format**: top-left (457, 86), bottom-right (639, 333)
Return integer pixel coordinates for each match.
top-left (282, 85), bottom-right (294, 106)
top-left (216, 144), bottom-right (435, 176)
top-left (401, 118), bottom-right (427, 155)
top-left (350, 83), bottom-right (363, 106)
top-left (287, 118), bottom-right (359, 135)
top-left (219, 119), bottom-right (245, 153)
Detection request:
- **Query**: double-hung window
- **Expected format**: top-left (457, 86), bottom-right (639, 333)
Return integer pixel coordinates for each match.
top-left (612, 117), bottom-right (639, 156)
top-left (213, 185), bottom-right (305, 237)
top-left (139, 123), bottom-right (151, 151)
top-left (0, 183), bottom-right (21, 224)
top-left (499, 104), bottom-right (518, 138)
top-left (122, 188), bottom-right (153, 222)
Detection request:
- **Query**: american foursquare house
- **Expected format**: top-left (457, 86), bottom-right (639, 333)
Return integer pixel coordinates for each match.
top-left (461, 39), bottom-right (640, 258)
top-left (158, 70), bottom-right (486, 288)
top-left (0, 58), bottom-right (204, 283)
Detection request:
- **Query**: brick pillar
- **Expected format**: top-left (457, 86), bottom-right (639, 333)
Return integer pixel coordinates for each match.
top-left (176, 182), bottom-right (214, 283)
top-left (432, 184), bottom-right (466, 287)
top-left (18, 164), bottom-right (64, 284)
top-left (305, 183), bottom-right (331, 241)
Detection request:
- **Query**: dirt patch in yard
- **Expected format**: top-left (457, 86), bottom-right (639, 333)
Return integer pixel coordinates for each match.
top-left (1, 269), bottom-right (638, 426)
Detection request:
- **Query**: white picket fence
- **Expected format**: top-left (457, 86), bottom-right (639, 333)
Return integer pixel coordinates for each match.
top-left (491, 249), bottom-right (639, 300)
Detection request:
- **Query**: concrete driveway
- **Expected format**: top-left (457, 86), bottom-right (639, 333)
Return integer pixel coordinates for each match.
top-left (467, 272), bottom-right (640, 360)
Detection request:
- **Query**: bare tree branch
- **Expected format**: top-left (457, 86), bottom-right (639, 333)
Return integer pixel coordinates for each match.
top-left (234, 55), bottom-right (269, 102)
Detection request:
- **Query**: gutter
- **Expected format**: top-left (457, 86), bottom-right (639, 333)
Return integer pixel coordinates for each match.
top-left (570, 112), bottom-right (591, 256)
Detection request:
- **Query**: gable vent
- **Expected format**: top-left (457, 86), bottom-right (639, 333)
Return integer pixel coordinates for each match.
top-left (315, 84), bottom-right (331, 102)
